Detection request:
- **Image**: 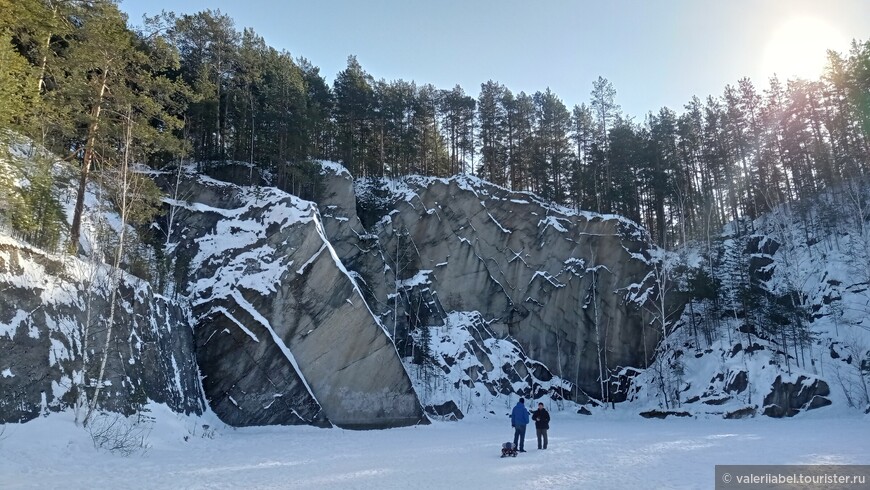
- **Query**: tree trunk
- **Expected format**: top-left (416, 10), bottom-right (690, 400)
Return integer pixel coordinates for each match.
top-left (69, 67), bottom-right (109, 254)
top-left (84, 106), bottom-right (133, 425)
top-left (36, 3), bottom-right (60, 94)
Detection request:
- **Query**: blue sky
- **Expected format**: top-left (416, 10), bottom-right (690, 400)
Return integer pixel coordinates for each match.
top-left (120, 0), bottom-right (870, 119)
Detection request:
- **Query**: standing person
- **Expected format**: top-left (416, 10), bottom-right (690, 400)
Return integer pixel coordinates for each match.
top-left (531, 402), bottom-right (550, 450)
top-left (510, 397), bottom-right (530, 452)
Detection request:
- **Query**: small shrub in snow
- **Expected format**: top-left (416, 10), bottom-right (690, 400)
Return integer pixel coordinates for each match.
top-left (87, 412), bottom-right (152, 456)
top-left (184, 423), bottom-right (217, 442)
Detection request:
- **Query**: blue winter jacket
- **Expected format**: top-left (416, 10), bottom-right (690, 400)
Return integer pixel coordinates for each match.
top-left (511, 402), bottom-right (530, 426)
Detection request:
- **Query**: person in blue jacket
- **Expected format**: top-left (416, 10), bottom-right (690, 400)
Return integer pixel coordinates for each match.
top-left (510, 397), bottom-right (530, 452)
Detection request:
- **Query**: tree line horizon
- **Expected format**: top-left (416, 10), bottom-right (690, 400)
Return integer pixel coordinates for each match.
top-left (1, 3), bottom-right (869, 252)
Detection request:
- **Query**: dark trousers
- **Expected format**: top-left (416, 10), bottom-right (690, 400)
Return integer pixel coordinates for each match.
top-left (536, 428), bottom-right (548, 449)
top-left (513, 424), bottom-right (526, 450)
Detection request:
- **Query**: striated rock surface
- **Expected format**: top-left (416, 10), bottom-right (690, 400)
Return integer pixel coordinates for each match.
top-left (0, 237), bottom-right (204, 423)
top-left (312, 161), bottom-right (392, 312)
top-left (304, 167), bottom-right (660, 409)
top-left (355, 175), bottom-right (658, 399)
top-left (168, 171), bottom-right (426, 428)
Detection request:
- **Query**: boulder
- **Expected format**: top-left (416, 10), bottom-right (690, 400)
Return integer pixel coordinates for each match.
top-left (425, 400), bottom-right (464, 421)
top-left (724, 370), bottom-right (749, 394)
top-left (762, 375), bottom-right (831, 418)
top-left (806, 395), bottom-right (832, 410)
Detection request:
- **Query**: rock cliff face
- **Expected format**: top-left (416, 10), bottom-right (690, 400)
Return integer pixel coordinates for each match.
top-left (388, 177), bottom-right (657, 397)
top-left (1, 160), bottom-right (662, 426)
top-left (0, 237), bottom-right (204, 423)
top-left (7, 155), bottom-right (861, 425)
top-left (168, 172), bottom-right (426, 429)
top-left (313, 169), bottom-right (659, 404)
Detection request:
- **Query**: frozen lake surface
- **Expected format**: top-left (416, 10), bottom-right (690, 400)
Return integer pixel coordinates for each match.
top-left (2, 407), bottom-right (868, 489)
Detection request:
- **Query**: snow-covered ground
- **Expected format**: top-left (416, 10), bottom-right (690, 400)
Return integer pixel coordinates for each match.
top-left (2, 407), bottom-right (867, 489)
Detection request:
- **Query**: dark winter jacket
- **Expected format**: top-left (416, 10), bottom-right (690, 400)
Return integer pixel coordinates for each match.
top-left (510, 402), bottom-right (530, 426)
top-left (532, 407), bottom-right (550, 430)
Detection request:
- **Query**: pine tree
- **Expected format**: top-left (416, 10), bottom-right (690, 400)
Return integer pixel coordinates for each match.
top-left (607, 118), bottom-right (644, 224)
top-left (7, 155), bottom-right (65, 250)
top-left (299, 57), bottom-right (334, 161)
top-left (257, 47), bottom-right (309, 178)
top-left (457, 91), bottom-right (477, 175)
top-left (648, 107), bottom-right (679, 247)
top-left (570, 103), bottom-right (596, 210)
top-left (589, 77), bottom-right (621, 212)
top-left (440, 85), bottom-right (474, 176)
top-left (723, 83), bottom-right (758, 221)
top-left (0, 32), bottom-right (33, 131)
top-left (703, 95), bottom-right (739, 224)
top-left (229, 28), bottom-right (266, 167)
top-left (414, 84), bottom-right (448, 176)
top-left (533, 88), bottom-right (571, 203)
top-left (372, 79), bottom-right (413, 177)
top-left (676, 97), bottom-right (707, 241)
top-left (170, 9), bottom-right (239, 162)
top-left (476, 80), bottom-right (507, 185)
top-left (846, 41), bottom-right (870, 164)
top-left (62, 3), bottom-right (186, 253)
top-left (333, 55), bottom-right (375, 177)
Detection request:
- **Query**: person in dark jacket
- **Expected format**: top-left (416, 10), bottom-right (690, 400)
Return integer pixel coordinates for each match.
top-left (510, 397), bottom-right (530, 452)
top-left (531, 402), bottom-right (550, 449)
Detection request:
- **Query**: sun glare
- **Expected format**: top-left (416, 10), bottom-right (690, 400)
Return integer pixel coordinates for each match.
top-left (761, 16), bottom-right (849, 81)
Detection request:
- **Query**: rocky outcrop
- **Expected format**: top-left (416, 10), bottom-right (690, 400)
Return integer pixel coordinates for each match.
top-left (426, 400), bottom-right (463, 421)
top-left (349, 175), bottom-right (658, 399)
top-left (0, 238), bottom-right (204, 423)
top-left (762, 375), bottom-right (831, 418)
top-left (168, 172), bottom-right (426, 429)
top-left (312, 161), bottom-right (392, 312)
top-left (8, 153), bottom-right (863, 426)
top-left (724, 370), bottom-right (749, 394)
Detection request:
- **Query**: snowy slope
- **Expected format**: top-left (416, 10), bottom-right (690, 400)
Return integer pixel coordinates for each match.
top-left (627, 186), bottom-right (870, 417)
top-left (0, 135), bottom-right (151, 264)
top-left (408, 311), bottom-right (576, 419)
